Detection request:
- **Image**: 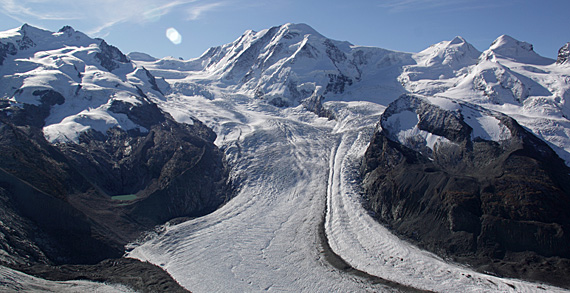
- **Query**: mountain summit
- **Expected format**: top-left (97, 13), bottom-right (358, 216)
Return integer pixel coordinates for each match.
top-left (136, 22), bottom-right (412, 106)
top-left (481, 34), bottom-right (553, 65)
top-left (414, 35), bottom-right (480, 69)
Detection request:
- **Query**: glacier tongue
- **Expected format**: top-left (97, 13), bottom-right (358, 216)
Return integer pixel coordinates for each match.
top-left (128, 94), bottom-right (566, 292)
top-left (128, 96), bottom-right (393, 292)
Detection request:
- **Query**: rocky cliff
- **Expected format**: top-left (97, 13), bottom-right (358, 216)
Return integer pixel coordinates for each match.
top-left (361, 94), bottom-right (570, 288)
top-left (0, 93), bottom-right (231, 266)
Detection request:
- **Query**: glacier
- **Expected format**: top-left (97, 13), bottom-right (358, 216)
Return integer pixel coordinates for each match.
top-left (126, 24), bottom-right (570, 292)
top-left (128, 94), bottom-right (567, 292)
top-left (1, 23), bottom-right (570, 292)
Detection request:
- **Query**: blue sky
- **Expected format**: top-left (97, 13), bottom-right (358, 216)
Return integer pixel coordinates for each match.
top-left (0, 0), bottom-right (568, 60)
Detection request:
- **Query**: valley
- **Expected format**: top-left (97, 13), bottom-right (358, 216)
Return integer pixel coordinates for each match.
top-left (1, 23), bottom-right (570, 292)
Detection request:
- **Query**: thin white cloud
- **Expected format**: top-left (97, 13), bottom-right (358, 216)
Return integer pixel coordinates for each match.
top-left (187, 2), bottom-right (226, 20)
top-left (0, 0), bottom-right (229, 36)
top-left (379, 0), bottom-right (502, 13)
top-left (0, 0), bottom-right (81, 21)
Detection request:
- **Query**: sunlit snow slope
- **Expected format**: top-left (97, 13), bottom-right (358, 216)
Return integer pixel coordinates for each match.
top-left (134, 24), bottom-right (570, 166)
top-left (0, 24), bottom-right (166, 143)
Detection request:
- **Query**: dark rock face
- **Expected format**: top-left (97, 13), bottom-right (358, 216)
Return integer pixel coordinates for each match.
top-left (361, 94), bottom-right (570, 288)
top-left (16, 25), bottom-right (37, 51)
top-left (9, 90), bottom-right (66, 127)
top-left (0, 123), bottom-right (120, 264)
top-left (0, 41), bottom-right (17, 65)
top-left (301, 94), bottom-right (335, 119)
top-left (0, 94), bottom-right (231, 266)
top-left (324, 73), bottom-right (353, 95)
top-left (557, 42), bottom-right (570, 65)
top-left (95, 39), bottom-right (130, 72)
top-left (143, 66), bottom-right (164, 94)
top-left (14, 258), bottom-right (189, 293)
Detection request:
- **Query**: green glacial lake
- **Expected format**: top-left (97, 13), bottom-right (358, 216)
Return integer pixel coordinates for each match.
top-left (111, 194), bottom-right (137, 201)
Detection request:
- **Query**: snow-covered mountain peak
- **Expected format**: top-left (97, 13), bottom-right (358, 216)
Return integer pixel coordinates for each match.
top-left (277, 22), bottom-right (323, 39)
top-left (128, 51), bottom-right (158, 62)
top-left (54, 25), bottom-right (91, 40)
top-left (399, 36), bottom-right (480, 96)
top-left (140, 22), bottom-right (406, 106)
top-left (0, 25), bottom-right (169, 144)
top-left (483, 34), bottom-right (553, 65)
top-left (18, 23), bottom-right (53, 39)
top-left (0, 24), bottom-right (93, 52)
top-left (490, 34), bottom-right (532, 52)
top-left (57, 25), bottom-right (75, 34)
top-left (414, 36), bottom-right (480, 68)
top-left (449, 36), bottom-right (466, 45)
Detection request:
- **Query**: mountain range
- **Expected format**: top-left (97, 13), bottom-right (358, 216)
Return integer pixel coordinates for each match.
top-left (1, 23), bottom-right (570, 291)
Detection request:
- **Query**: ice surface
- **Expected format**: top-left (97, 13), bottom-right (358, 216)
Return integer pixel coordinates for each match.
top-left (128, 93), bottom-right (567, 292)
top-left (385, 110), bottom-right (418, 131)
top-left (383, 110), bottom-right (451, 152)
top-left (128, 97), bottom-right (395, 292)
top-left (43, 107), bottom-right (147, 143)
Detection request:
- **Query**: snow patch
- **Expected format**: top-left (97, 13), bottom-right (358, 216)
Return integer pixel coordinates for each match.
top-left (0, 265), bottom-right (134, 293)
top-left (425, 96), bottom-right (461, 111)
top-left (43, 105), bottom-right (147, 143)
top-left (385, 110), bottom-right (452, 152)
top-left (463, 108), bottom-right (511, 141)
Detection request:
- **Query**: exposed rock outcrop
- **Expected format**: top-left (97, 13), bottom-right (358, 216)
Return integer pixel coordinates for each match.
top-left (95, 39), bottom-right (130, 72)
top-left (301, 94), bottom-right (335, 119)
top-left (361, 94), bottom-right (570, 288)
top-left (14, 258), bottom-right (188, 293)
top-left (0, 41), bottom-right (17, 65)
top-left (557, 42), bottom-right (570, 65)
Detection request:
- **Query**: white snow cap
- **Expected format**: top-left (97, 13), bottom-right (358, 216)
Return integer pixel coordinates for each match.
top-left (382, 95), bottom-right (513, 155)
top-left (279, 22), bottom-right (321, 37)
top-left (415, 35), bottom-right (480, 68)
top-left (486, 35), bottom-right (548, 63)
top-left (127, 52), bottom-right (157, 62)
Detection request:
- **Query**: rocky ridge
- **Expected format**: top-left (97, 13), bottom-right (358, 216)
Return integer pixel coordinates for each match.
top-left (361, 94), bottom-right (570, 288)
top-left (557, 42), bottom-right (570, 65)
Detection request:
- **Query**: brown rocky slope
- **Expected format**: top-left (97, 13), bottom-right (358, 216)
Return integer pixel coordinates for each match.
top-left (361, 94), bottom-right (570, 288)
